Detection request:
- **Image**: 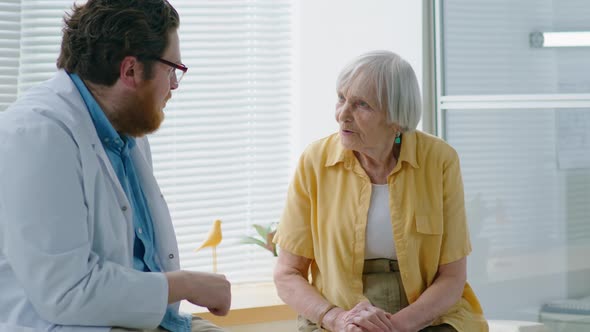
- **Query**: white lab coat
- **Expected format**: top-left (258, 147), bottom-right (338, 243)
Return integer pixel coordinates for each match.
top-left (0, 70), bottom-right (181, 332)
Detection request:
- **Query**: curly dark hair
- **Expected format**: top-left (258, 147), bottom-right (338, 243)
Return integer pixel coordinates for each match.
top-left (57, 0), bottom-right (179, 86)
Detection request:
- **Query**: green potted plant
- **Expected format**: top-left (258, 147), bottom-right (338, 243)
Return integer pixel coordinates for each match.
top-left (240, 223), bottom-right (278, 257)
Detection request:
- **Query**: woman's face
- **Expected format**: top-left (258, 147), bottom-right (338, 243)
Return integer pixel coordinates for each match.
top-left (335, 82), bottom-right (397, 154)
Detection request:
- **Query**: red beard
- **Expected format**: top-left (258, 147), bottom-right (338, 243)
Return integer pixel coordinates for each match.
top-left (112, 82), bottom-right (167, 137)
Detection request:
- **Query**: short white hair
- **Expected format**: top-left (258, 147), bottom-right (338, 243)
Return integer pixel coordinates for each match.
top-left (336, 50), bottom-right (422, 132)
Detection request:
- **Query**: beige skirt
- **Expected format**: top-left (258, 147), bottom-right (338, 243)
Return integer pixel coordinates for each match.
top-left (297, 258), bottom-right (457, 332)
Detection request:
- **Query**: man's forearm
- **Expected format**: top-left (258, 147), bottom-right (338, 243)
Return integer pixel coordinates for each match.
top-left (165, 270), bottom-right (187, 304)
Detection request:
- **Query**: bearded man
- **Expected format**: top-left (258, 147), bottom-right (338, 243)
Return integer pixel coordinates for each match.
top-left (0, 1), bottom-right (230, 331)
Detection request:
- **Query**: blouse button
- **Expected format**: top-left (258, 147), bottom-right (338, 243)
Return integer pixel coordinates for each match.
top-left (169, 254), bottom-right (174, 259)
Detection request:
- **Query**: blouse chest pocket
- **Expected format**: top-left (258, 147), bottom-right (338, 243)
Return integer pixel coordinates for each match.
top-left (415, 214), bottom-right (443, 235)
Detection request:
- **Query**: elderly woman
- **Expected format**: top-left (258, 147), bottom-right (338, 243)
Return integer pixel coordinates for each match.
top-left (273, 51), bottom-right (488, 332)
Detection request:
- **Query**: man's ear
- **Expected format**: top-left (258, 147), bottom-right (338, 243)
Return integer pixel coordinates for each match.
top-left (119, 56), bottom-right (143, 88)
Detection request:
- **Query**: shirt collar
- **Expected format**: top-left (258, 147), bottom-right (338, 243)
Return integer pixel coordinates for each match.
top-left (325, 131), bottom-right (420, 169)
top-left (68, 72), bottom-right (136, 152)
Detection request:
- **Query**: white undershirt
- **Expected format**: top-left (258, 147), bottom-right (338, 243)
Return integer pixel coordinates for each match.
top-left (364, 184), bottom-right (396, 259)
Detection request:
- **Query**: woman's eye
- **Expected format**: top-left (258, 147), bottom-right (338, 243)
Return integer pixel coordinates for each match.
top-left (357, 101), bottom-right (370, 108)
top-left (337, 95), bottom-right (345, 103)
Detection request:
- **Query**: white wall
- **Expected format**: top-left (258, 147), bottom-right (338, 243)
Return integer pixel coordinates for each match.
top-left (293, 0), bottom-right (423, 156)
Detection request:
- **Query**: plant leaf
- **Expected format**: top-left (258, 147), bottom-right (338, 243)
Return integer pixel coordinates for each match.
top-left (252, 224), bottom-right (268, 239)
top-left (239, 236), bottom-right (267, 248)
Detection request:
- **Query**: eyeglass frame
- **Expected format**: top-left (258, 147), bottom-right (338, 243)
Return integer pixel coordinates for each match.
top-left (155, 57), bottom-right (188, 83)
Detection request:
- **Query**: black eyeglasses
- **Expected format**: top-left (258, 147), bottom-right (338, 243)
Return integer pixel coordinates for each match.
top-left (156, 58), bottom-right (188, 84)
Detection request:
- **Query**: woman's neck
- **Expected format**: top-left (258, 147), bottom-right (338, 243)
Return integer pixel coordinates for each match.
top-left (354, 144), bottom-right (400, 184)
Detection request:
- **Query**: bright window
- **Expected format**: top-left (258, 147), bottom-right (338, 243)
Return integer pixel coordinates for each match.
top-left (0, 0), bottom-right (293, 284)
top-left (432, 0), bottom-right (590, 327)
top-left (153, 0), bottom-right (292, 283)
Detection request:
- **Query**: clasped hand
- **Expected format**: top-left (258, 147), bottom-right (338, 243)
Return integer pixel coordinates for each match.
top-left (330, 301), bottom-right (401, 332)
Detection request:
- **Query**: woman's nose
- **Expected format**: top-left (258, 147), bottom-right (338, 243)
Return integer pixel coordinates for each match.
top-left (338, 103), bottom-right (352, 122)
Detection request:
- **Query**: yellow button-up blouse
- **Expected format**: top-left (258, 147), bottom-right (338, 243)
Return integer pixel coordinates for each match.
top-left (274, 131), bottom-right (488, 332)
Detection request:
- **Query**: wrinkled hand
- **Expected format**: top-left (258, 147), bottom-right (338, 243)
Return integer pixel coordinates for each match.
top-left (329, 301), bottom-right (394, 332)
top-left (181, 271), bottom-right (231, 316)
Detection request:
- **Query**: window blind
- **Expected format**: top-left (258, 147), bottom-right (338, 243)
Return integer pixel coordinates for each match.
top-left (17, 0), bottom-right (76, 94)
top-left (0, 0), bottom-right (293, 284)
top-left (0, 0), bottom-right (20, 111)
top-left (149, 0), bottom-right (292, 284)
top-left (0, 0), bottom-right (83, 111)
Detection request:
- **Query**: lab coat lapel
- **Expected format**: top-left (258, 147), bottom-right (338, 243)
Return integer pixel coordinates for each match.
top-left (130, 141), bottom-right (180, 272)
top-left (93, 145), bottom-right (132, 217)
top-left (52, 69), bottom-right (133, 224)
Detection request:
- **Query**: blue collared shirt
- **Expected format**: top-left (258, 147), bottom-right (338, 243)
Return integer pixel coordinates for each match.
top-left (69, 73), bottom-right (191, 332)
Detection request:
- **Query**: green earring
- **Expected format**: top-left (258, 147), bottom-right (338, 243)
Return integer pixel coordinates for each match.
top-left (394, 132), bottom-right (401, 144)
